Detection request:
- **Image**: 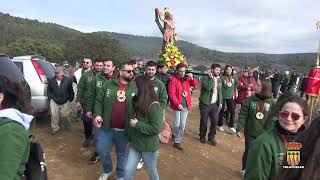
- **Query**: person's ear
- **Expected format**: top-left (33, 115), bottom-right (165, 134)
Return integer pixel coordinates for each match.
top-left (0, 93), bottom-right (4, 105)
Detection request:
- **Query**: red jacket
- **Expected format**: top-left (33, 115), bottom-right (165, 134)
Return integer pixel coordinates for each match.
top-left (168, 75), bottom-right (198, 110)
top-left (236, 75), bottom-right (257, 104)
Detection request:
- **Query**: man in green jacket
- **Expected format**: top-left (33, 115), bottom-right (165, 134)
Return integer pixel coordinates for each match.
top-left (145, 60), bottom-right (168, 109)
top-left (75, 59), bottom-right (103, 147)
top-left (199, 64), bottom-right (223, 145)
top-left (94, 62), bottom-right (135, 180)
top-left (86, 59), bottom-right (116, 164)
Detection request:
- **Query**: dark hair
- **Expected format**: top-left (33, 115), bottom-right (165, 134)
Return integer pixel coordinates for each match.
top-left (223, 65), bottom-right (233, 76)
top-left (157, 61), bottom-right (166, 69)
top-left (120, 61), bottom-right (132, 70)
top-left (0, 76), bottom-right (32, 114)
top-left (94, 59), bottom-right (104, 63)
top-left (146, 61), bottom-right (157, 68)
top-left (176, 63), bottom-right (186, 71)
top-left (133, 75), bottom-right (159, 116)
top-left (211, 64), bottom-right (221, 70)
top-left (264, 93), bottom-right (309, 129)
top-left (257, 79), bottom-right (273, 97)
top-left (129, 59), bottom-right (137, 65)
top-left (277, 117), bottom-right (320, 180)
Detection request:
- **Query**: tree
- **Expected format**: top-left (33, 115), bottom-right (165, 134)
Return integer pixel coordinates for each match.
top-left (63, 33), bottom-right (130, 65)
top-left (5, 38), bottom-right (63, 62)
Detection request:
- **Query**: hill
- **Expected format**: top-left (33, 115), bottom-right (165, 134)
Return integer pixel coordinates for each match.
top-left (0, 12), bottom-right (317, 71)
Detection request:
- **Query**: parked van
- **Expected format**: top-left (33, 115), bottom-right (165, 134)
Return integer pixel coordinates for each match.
top-left (12, 55), bottom-right (55, 114)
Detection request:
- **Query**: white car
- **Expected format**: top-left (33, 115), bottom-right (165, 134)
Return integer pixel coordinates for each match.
top-left (12, 55), bottom-right (55, 114)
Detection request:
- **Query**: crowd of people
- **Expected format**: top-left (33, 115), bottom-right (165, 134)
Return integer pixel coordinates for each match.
top-left (0, 56), bottom-right (319, 180)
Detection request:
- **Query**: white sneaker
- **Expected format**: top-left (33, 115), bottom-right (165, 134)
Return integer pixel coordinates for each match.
top-left (98, 172), bottom-right (111, 180)
top-left (218, 126), bottom-right (224, 132)
top-left (240, 170), bottom-right (246, 177)
top-left (136, 159), bottom-right (144, 170)
top-left (117, 178), bottom-right (124, 180)
top-left (230, 127), bottom-right (236, 134)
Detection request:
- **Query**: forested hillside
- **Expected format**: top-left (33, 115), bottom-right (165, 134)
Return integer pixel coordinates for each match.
top-left (0, 12), bottom-right (317, 71)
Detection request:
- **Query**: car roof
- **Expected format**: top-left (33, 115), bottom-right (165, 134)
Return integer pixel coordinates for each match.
top-left (13, 55), bottom-right (46, 61)
top-left (0, 53), bottom-right (9, 57)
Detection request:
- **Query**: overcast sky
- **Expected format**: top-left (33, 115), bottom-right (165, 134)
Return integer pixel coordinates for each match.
top-left (1, 0), bottom-right (320, 53)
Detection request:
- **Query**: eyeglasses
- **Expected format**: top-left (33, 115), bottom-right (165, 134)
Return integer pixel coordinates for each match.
top-left (279, 111), bottom-right (302, 121)
top-left (123, 70), bottom-right (133, 74)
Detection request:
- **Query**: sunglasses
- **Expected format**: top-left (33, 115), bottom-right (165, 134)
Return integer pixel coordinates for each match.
top-left (279, 111), bottom-right (302, 121)
top-left (83, 62), bottom-right (91, 64)
top-left (123, 70), bottom-right (133, 74)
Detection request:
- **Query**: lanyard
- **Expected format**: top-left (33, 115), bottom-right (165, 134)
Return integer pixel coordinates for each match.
top-left (256, 101), bottom-right (267, 113)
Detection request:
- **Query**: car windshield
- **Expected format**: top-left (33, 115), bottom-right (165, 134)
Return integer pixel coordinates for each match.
top-left (38, 60), bottom-right (55, 79)
top-left (0, 56), bottom-right (26, 83)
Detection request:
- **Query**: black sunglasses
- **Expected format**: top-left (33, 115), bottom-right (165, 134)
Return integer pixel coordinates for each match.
top-left (123, 70), bottom-right (133, 73)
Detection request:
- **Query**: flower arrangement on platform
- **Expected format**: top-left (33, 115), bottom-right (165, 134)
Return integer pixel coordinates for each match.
top-left (160, 42), bottom-right (188, 70)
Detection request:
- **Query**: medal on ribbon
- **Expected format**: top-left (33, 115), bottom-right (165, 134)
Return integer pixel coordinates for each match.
top-left (256, 101), bottom-right (267, 120)
top-left (117, 90), bottom-right (126, 102)
top-left (182, 91), bottom-right (188, 97)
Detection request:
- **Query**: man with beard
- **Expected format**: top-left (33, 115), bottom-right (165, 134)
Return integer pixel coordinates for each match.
top-left (86, 59), bottom-right (116, 164)
top-left (146, 61), bottom-right (168, 109)
top-left (157, 61), bottom-right (171, 90)
top-left (94, 62), bottom-right (135, 180)
top-left (199, 64), bottom-right (223, 145)
top-left (76, 59), bottom-right (104, 148)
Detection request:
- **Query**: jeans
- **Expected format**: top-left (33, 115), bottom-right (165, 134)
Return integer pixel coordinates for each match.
top-left (96, 128), bottom-right (128, 178)
top-left (81, 108), bottom-right (93, 139)
top-left (199, 103), bottom-right (219, 139)
top-left (124, 147), bottom-right (159, 180)
top-left (242, 134), bottom-right (255, 170)
top-left (218, 99), bottom-right (235, 127)
top-left (172, 110), bottom-right (189, 143)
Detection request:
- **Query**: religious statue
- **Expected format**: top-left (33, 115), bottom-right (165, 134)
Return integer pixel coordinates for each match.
top-left (155, 7), bottom-right (176, 48)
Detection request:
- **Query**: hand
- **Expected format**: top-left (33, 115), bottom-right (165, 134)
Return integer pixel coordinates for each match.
top-left (178, 104), bottom-right (184, 111)
top-left (187, 73), bottom-right (194, 79)
top-left (86, 112), bottom-right (93, 118)
top-left (75, 102), bottom-right (81, 111)
top-left (218, 104), bottom-right (222, 110)
top-left (130, 118), bottom-right (138, 128)
top-left (94, 116), bottom-right (103, 128)
top-left (237, 132), bottom-right (242, 138)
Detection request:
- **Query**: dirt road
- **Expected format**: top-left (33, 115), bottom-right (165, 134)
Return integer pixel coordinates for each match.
top-left (32, 91), bottom-right (244, 180)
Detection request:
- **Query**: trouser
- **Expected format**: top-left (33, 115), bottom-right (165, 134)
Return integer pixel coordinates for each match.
top-left (242, 134), bottom-right (255, 170)
top-left (81, 107), bottom-right (93, 139)
top-left (199, 103), bottom-right (219, 139)
top-left (96, 128), bottom-right (128, 179)
top-left (172, 110), bottom-right (189, 143)
top-left (218, 99), bottom-right (235, 127)
top-left (124, 147), bottom-right (159, 180)
top-left (50, 100), bottom-right (70, 131)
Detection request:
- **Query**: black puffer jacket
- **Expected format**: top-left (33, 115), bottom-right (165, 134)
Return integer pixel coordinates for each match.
top-left (47, 76), bottom-right (74, 105)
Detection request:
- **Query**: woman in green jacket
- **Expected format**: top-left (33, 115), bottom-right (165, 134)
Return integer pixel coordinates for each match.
top-left (0, 76), bottom-right (33, 180)
top-left (236, 78), bottom-right (276, 176)
top-left (125, 75), bottom-right (163, 180)
top-left (244, 94), bottom-right (308, 180)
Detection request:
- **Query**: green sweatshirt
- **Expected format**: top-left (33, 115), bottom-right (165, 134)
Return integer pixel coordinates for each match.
top-left (244, 126), bottom-right (285, 180)
top-left (86, 73), bottom-right (116, 112)
top-left (0, 117), bottom-right (30, 180)
top-left (152, 78), bottom-right (168, 109)
top-left (94, 79), bottom-right (135, 132)
top-left (129, 102), bottom-right (164, 152)
top-left (220, 75), bottom-right (239, 100)
top-left (236, 95), bottom-right (276, 138)
top-left (76, 69), bottom-right (96, 105)
top-left (199, 75), bottom-right (223, 105)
